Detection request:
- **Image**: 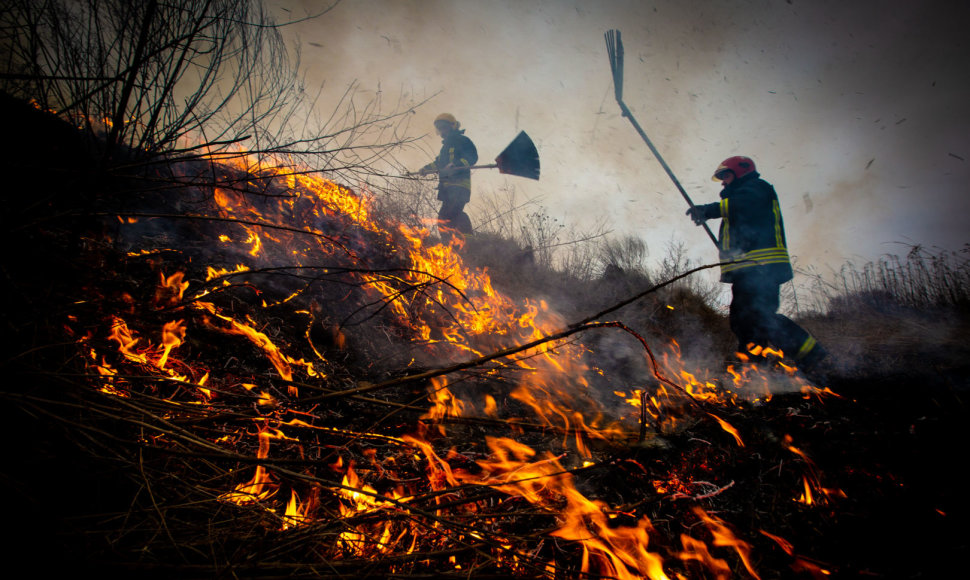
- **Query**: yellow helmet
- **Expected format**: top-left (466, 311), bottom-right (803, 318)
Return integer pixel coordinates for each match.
top-left (434, 113), bottom-right (459, 130)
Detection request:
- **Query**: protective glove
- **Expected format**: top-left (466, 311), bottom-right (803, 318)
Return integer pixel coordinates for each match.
top-left (686, 205), bottom-right (708, 225)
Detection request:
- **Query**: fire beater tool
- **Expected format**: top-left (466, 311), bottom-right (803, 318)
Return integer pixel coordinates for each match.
top-left (417, 130), bottom-right (540, 180)
top-left (604, 29), bottom-right (718, 247)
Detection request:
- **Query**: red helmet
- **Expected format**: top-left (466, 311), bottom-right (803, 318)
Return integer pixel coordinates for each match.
top-left (712, 156), bottom-right (756, 181)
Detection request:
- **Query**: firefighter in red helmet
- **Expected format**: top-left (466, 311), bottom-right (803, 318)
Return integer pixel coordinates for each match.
top-left (414, 113), bottom-right (478, 243)
top-left (687, 156), bottom-right (828, 373)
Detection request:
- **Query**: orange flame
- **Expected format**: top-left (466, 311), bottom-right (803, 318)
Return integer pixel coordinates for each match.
top-left (691, 507), bottom-right (761, 579)
top-left (219, 427), bottom-right (290, 505)
top-left (195, 300), bottom-right (319, 396)
top-left (459, 436), bottom-right (670, 580)
top-left (708, 413), bottom-right (744, 447)
top-left (282, 487), bottom-right (318, 530)
top-left (154, 271), bottom-right (189, 307)
top-left (84, 145), bottom-right (852, 575)
top-left (157, 319), bottom-right (185, 369)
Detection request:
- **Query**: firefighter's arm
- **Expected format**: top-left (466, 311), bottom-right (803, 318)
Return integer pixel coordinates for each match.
top-left (448, 138), bottom-right (477, 170)
top-left (414, 160), bottom-right (438, 176)
top-left (686, 202), bottom-right (721, 224)
top-left (440, 148), bottom-right (467, 176)
top-left (461, 138), bottom-right (478, 167)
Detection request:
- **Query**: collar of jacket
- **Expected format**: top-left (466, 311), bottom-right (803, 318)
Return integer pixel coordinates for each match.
top-left (720, 171), bottom-right (760, 197)
top-left (441, 128), bottom-right (467, 141)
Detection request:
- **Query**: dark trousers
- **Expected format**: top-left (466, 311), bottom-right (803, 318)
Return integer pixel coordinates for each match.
top-left (730, 274), bottom-right (815, 360)
top-left (438, 198), bottom-right (472, 241)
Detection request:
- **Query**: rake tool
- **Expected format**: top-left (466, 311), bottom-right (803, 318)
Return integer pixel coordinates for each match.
top-left (416, 131), bottom-right (540, 180)
top-left (605, 29), bottom-right (718, 246)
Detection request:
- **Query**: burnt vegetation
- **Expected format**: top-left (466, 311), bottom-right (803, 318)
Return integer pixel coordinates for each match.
top-left (2, 1), bottom-right (969, 579)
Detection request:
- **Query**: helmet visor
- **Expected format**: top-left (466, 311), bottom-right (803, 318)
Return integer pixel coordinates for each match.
top-left (712, 167), bottom-right (733, 181)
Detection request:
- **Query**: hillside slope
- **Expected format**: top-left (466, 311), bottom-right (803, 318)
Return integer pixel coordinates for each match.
top-left (2, 94), bottom-right (968, 579)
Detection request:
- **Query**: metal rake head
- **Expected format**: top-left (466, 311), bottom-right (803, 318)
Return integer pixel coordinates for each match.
top-left (605, 29), bottom-right (624, 102)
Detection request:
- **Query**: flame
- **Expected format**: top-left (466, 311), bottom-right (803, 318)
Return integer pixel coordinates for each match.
top-left (195, 371), bottom-right (211, 399)
top-left (205, 264), bottom-right (250, 283)
top-left (483, 394), bottom-right (498, 416)
top-left (195, 300), bottom-right (318, 396)
top-left (157, 319), bottom-right (185, 369)
top-left (760, 530), bottom-right (833, 578)
top-left (154, 271), bottom-right (189, 307)
top-left (334, 459), bottom-right (405, 556)
top-left (282, 487), bottom-right (317, 530)
top-left (678, 534), bottom-right (732, 578)
top-left (68, 141), bottom-right (854, 575)
top-left (781, 434), bottom-right (843, 506)
top-left (457, 436), bottom-right (670, 580)
top-left (219, 426), bottom-right (294, 505)
top-left (423, 376), bottom-right (465, 436)
top-left (91, 351), bottom-right (128, 397)
top-left (797, 475), bottom-right (815, 505)
top-left (105, 315), bottom-right (190, 381)
top-left (759, 529), bottom-right (794, 555)
top-left (108, 317), bottom-right (148, 364)
top-left (792, 558), bottom-right (833, 577)
top-left (708, 413), bottom-right (744, 447)
top-left (242, 226), bottom-right (263, 257)
top-left (691, 507), bottom-right (761, 579)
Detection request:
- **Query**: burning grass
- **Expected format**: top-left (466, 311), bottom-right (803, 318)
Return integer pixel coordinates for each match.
top-left (3, 99), bottom-right (969, 578)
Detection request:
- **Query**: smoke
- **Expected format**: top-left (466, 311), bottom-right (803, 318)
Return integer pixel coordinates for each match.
top-left (259, 0), bottom-right (970, 401)
top-left (270, 0), bottom-right (970, 272)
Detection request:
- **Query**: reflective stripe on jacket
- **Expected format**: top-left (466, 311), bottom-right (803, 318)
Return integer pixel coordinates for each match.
top-left (421, 130), bottom-right (478, 197)
top-left (699, 172), bottom-right (794, 284)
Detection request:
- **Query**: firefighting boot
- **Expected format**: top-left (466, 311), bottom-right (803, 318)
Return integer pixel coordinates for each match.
top-left (797, 344), bottom-right (832, 384)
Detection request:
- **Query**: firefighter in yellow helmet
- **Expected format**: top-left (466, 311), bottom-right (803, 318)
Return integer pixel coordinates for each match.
top-left (687, 156), bottom-right (828, 375)
top-left (415, 113), bottom-right (478, 242)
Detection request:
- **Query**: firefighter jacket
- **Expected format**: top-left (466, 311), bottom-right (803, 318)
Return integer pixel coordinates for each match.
top-left (421, 130), bottom-right (478, 203)
top-left (696, 171), bottom-right (794, 284)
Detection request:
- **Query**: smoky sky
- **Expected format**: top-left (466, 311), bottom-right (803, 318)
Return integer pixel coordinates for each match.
top-left (270, 0), bottom-right (970, 275)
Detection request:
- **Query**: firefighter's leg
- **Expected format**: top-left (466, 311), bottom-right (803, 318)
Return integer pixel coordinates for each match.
top-left (733, 275), bottom-right (796, 356)
top-left (729, 279), bottom-right (767, 354)
top-left (775, 314), bottom-right (827, 369)
top-left (454, 211), bottom-right (472, 234)
top-left (437, 198), bottom-right (465, 244)
top-left (734, 274), bottom-right (827, 369)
